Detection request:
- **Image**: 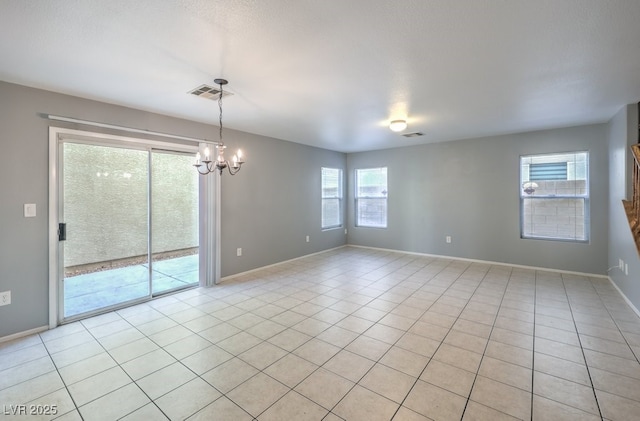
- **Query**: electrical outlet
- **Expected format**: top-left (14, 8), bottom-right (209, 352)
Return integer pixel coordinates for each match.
top-left (446, 236), bottom-right (452, 244)
top-left (236, 248), bottom-right (242, 257)
top-left (344, 228), bottom-right (348, 235)
top-left (0, 291), bottom-right (10, 306)
top-left (306, 235), bottom-right (310, 243)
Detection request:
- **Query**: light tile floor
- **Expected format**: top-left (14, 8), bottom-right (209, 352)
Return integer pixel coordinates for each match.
top-left (2, 246), bottom-right (640, 420)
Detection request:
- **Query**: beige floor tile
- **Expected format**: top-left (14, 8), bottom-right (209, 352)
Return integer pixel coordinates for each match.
top-left (579, 334), bottom-right (636, 360)
top-left (333, 384), bottom-right (399, 421)
top-left (420, 359), bottom-right (476, 397)
top-left (534, 337), bottom-right (585, 365)
top-left (245, 319), bottom-right (288, 340)
top-left (533, 371), bottom-right (599, 416)
top-left (345, 336), bottom-right (391, 361)
top-left (58, 352), bottom-right (117, 385)
top-left (404, 380), bottom-right (467, 420)
top-left (432, 344), bottom-right (482, 373)
top-left (470, 376), bottom-right (531, 420)
top-left (227, 373), bottom-right (289, 418)
top-left (148, 325), bottom-right (194, 347)
top-left (201, 357), bottom-right (259, 393)
top-left (532, 395), bottom-right (601, 421)
top-left (24, 387), bottom-right (77, 420)
top-left (393, 406), bottom-right (432, 421)
top-left (443, 330), bottom-right (488, 354)
top-left (162, 334), bottom-right (213, 360)
top-left (462, 401), bottom-right (520, 420)
top-left (97, 327), bottom-right (145, 350)
top-left (378, 313), bottom-right (416, 331)
top-left (68, 366), bottom-right (131, 406)
top-left (490, 327), bottom-right (533, 350)
top-left (264, 353), bottom-right (318, 387)
top-left (409, 321), bottom-right (450, 342)
top-left (216, 331), bottom-right (262, 355)
top-left (316, 326), bottom-right (359, 348)
top-left (596, 389), bottom-right (640, 421)
top-left (583, 349), bottom-right (640, 379)
top-left (590, 367), bottom-right (640, 402)
top-left (295, 368), bottom-right (355, 410)
top-left (292, 338), bottom-right (341, 366)
top-left (479, 356), bottom-right (532, 392)
top-left (187, 396), bottom-right (252, 421)
top-left (323, 350), bottom-right (375, 383)
top-left (120, 402), bottom-right (169, 420)
top-left (107, 337), bottom-right (159, 365)
top-left (182, 315), bottom-right (222, 333)
top-left (258, 390), bottom-right (328, 420)
top-left (335, 315), bottom-right (376, 334)
top-left (363, 324), bottom-right (405, 344)
top-left (534, 352), bottom-right (591, 386)
top-left (267, 328), bottom-right (312, 351)
top-left (50, 340), bottom-right (104, 368)
top-left (379, 346), bottom-right (429, 377)
top-left (292, 318), bottom-right (333, 336)
top-left (535, 314), bottom-right (576, 332)
top-left (359, 364), bottom-right (416, 403)
top-left (121, 348), bottom-right (177, 380)
top-left (395, 332), bottom-right (440, 358)
top-left (535, 324), bottom-right (580, 347)
top-left (452, 318), bottom-right (492, 338)
top-left (0, 356), bottom-right (56, 391)
top-left (78, 383), bottom-right (149, 421)
top-left (136, 361), bottom-right (196, 399)
top-left (181, 344), bottom-right (233, 374)
top-left (155, 377), bottom-right (222, 420)
top-left (197, 322), bottom-right (242, 343)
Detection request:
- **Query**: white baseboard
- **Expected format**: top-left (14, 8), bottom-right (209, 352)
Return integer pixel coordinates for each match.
top-left (607, 276), bottom-right (640, 319)
top-left (0, 325), bottom-right (49, 344)
top-left (219, 245), bottom-right (347, 283)
top-left (347, 244), bottom-right (609, 279)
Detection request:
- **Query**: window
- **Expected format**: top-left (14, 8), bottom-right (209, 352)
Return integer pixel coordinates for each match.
top-left (321, 167), bottom-right (342, 229)
top-left (520, 152), bottom-right (589, 241)
top-left (355, 167), bottom-right (387, 228)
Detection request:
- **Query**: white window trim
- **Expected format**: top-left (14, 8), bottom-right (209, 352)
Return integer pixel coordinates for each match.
top-left (355, 167), bottom-right (388, 229)
top-left (321, 167), bottom-right (343, 230)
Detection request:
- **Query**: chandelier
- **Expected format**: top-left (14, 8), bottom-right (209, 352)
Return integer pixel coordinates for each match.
top-left (194, 78), bottom-right (245, 175)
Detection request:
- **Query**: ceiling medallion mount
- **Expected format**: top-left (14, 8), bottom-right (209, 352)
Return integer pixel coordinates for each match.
top-left (194, 78), bottom-right (245, 176)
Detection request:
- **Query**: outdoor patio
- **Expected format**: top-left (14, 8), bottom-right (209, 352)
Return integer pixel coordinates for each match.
top-left (64, 254), bottom-right (198, 318)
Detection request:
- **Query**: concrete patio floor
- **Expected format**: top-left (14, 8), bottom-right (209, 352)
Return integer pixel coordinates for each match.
top-left (64, 254), bottom-right (198, 318)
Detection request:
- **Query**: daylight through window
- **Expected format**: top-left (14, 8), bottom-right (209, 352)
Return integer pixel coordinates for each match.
top-left (355, 167), bottom-right (388, 228)
top-left (520, 152), bottom-right (589, 241)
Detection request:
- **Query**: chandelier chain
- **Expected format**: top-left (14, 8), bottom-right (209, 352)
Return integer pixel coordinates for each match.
top-left (218, 82), bottom-right (224, 144)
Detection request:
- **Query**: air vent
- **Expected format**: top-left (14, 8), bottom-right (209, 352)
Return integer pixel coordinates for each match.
top-left (188, 84), bottom-right (233, 100)
top-left (402, 132), bottom-right (424, 138)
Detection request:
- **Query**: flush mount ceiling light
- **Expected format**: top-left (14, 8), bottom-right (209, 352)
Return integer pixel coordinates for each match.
top-left (389, 120), bottom-right (407, 132)
top-left (194, 78), bottom-right (245, 176)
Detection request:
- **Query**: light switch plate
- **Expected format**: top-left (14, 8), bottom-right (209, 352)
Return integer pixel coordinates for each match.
top-left (24, 204), bottom-right (36, 218)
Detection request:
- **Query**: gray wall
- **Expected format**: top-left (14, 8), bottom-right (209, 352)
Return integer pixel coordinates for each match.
top-left (347, 124), bottom-right (609, 275)
top-left (0, 81), bottom-right (346, 338)
top-left (219, 131), bottom-right (347, 277)
top-left (608, 103), bottom-right (640, 310)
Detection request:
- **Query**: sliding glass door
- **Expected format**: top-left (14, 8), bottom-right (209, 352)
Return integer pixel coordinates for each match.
top-left (59, 141), bottom-right (199, 320)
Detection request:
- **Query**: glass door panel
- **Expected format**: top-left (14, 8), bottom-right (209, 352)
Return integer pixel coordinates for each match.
top-left (151, 151), bottom-right (199, 294)
top-left (62, 142), bottom-right (150, 318)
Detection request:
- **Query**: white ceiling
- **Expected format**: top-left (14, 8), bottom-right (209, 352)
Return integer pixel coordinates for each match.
top-left (1, 0), bottom-right (639, 153)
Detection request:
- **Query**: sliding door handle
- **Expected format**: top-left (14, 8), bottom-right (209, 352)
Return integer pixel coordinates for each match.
top-left (58, 223), bottom-right (66, 241)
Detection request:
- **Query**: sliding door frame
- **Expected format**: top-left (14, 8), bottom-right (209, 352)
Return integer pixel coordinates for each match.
top-left (48, 127), bottom-right (220, 328)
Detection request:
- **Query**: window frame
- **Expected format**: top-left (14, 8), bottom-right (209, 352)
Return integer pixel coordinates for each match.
top-left (519, 151), bottom-right (590, 243)
top-left (355, 167), bottom-right (388, 229)
top-left (321, 167), bottom-right (343, 230)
